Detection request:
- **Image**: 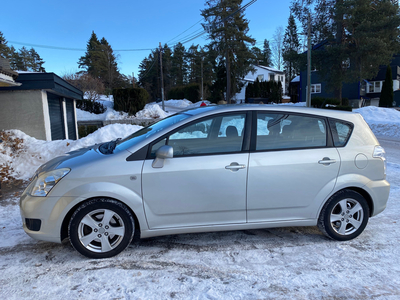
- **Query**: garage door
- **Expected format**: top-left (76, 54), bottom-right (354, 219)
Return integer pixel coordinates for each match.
top-left (65, 99), bottom-right (77, 140)
top-left (47, 94), bottom-right (65, 140)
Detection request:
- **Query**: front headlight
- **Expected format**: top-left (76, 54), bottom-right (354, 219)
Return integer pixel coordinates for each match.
top-left (29, 168), bottom-right (70, 197)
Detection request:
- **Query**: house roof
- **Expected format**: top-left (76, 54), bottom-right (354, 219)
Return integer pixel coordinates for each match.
top-left (291, 75), bottom-right (300, 82)
top-left (1, 72), bottom-right (83, 100)
top-left (0, 57), bottom-right (21, 87)
top-left (256, 65), bottom-right (284, 74)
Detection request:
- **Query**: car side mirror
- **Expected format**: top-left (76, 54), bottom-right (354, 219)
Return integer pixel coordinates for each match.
top-left (152, 145), bottom-right (173, 168)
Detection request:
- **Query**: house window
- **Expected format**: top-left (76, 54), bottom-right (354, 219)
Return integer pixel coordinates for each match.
top-left (257, 74), bottom-right (264, 81)
top-left (367, 81), bottom-right (383, 93)
top-left (269, 74), bottom-right (275, 81)
top-left (342, 59), bottom-right (350, 69)
top-left (311, 84), bottom-right (321, 94)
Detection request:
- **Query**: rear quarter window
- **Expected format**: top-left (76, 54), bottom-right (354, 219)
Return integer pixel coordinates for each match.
top-left (329, 119), bottom-right (354, 147)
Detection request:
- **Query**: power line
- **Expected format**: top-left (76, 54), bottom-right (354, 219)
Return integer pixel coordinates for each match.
top-left (8, 41), bottom-right (154, 52)
top-left (166, 19), bottom-right (204, 44)
top-left (8, 0), bottom-right (258, 53)
top-left (170, 0), bottom-right (258, 47)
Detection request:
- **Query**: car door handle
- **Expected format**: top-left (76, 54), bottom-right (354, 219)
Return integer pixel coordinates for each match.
top-left (318, 157), bottom-right (336, 165)
top-left (225, 162), bottom-right (246, 171)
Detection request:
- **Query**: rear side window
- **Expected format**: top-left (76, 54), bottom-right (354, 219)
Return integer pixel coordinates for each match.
top-left (256, 113), bottom-right (327, 151)
top-left (329, 119), bottom-right (353, 147)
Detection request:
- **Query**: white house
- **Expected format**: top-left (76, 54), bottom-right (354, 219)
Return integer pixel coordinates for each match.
top-left (233, 65), bottom-right (286, 103)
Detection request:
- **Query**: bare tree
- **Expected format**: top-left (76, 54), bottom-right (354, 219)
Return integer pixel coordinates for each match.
top-left (272, 26), bottom-right (284, 70)
top-left (62, 72), bottom-right (105, 101)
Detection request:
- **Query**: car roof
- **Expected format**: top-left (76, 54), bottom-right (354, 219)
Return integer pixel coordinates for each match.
top-left (183, 104), bottom-right (357, 120)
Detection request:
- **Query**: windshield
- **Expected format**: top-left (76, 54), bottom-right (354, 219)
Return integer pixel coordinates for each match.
top-left (115, 113), bottom-right (192, 152)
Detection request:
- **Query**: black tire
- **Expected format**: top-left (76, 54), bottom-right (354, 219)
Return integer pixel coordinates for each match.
top-left (318, 190), bottom-right (369, 241)
top-left (68, 198), bottom-right (134, 259)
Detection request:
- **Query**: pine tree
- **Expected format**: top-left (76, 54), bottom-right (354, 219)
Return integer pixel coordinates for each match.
top-left (250, 46), bottom-right (263, 65)
top-left (28, 48), bottom-right (46, 72)
top-left (283, 14), bottom-right (300, 84)
top-left (380, 65), bottom-right (394, 108)
top-left (201, 0), bottom-right (255, 103)
top-left (78, 31), bottom-right (102, 79)
top-left (99, 37), bottom-right (120, 89)
top-left (171, 42), bottom-right (188, 86)
top-left (262, 39), bottom-right (273, 67)
top-left (78, 32), bottom-right (123, 89)
top-left (291, 0), bottom-right (400, 101)
top-left (0, 31), bottom-right (12, 60)
top-left (138, 50), bottom-right (160, 101)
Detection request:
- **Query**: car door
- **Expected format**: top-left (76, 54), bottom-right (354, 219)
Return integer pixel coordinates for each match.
top-left (247, 112), bottom-right (340, 222)
top-left (142, 112), bottom-right (250, 229)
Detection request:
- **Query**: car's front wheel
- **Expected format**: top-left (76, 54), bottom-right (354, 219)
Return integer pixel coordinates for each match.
top-left (318, 190), bottom-right (369, 241)
top-left (68, 198), bottom-right (134, 258)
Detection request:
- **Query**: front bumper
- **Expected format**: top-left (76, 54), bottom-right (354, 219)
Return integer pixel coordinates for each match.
top-left (20, 193), bottom-right (63, 243)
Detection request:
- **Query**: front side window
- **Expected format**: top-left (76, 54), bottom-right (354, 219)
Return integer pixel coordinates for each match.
top-left (256, 113), bottom-right (327, 151)
top-left (150, 114), bottom-right (246, 157)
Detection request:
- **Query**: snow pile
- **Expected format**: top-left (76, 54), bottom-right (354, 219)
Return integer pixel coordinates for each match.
top-left (354, 106), bottom-right (400, 138)
top-left (135, 103), bottom-right (171, 119)
top-left (76, 95), bottom-right (135, 121)
top-left (275, 102), bottom-right (307, 106)
top-left (0, 124), bottom-right (142, 181)
top-left (163, 99), bottom-right (193, 108)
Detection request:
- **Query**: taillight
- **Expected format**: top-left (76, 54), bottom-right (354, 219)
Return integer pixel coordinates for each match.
top-left (373, 146), bottom-right (387, 179)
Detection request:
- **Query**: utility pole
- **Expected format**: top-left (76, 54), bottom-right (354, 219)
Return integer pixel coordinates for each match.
top-left (223, 4), bottom-right (231, 104)
top-left (159, 42), bottom-right (165, 111)
top-left (201, 58), bottom-right (204, 101)
top-left (306, 13), bottom-right (312, 107)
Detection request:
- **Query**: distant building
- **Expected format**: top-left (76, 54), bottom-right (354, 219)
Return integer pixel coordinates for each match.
top-left (0, 68), bottom-right (83, 140)
top-left (297, 40), bottom-right (400, 107)
top-left (233, 65), bottom-right (286, 103)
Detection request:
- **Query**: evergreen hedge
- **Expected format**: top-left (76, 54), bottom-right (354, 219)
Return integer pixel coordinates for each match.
top-left (76, 99), bottom-right (106, 114)
top-left (112, 88), bottom-right (149, 115)
top-left (245, 79), bottom-right (283, 103)
top-left (380, 65), bottom-right (394, 107)
top-left (167, 83), bottom-right (200, 102)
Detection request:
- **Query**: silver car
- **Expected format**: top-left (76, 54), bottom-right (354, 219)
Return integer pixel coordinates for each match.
top-left (20, 105), bottom-right (390, 258)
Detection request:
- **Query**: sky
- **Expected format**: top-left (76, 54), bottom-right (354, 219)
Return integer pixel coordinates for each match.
top-left (1, 0), bottom-right (293, 78)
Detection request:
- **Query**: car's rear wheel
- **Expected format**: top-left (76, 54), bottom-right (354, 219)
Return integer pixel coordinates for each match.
top-left (318, 190), bottom-right (369, 241)
top-left (68, 198), bottom-right (134, 258)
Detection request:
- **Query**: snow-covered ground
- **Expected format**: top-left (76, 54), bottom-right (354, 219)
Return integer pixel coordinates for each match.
top-left (0, 105), bottom-right (400, 299)
top-left (0, 137), bottom-right (399, 299)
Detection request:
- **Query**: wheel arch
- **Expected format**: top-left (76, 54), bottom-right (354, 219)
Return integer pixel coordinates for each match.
top-left (60, 196), bottom-right (142, 242)
top-left (321, 187), bottom-right (373, 218)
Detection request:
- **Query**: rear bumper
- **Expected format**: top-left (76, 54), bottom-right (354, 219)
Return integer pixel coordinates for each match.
top-left (365, 179), bottom-right (390, 217)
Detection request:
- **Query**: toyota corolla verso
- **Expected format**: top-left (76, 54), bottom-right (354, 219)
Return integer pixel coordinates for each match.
top-left (20, 105), bottom-right (390, 258)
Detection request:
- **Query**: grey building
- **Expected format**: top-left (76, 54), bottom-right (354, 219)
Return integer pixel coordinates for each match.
top-left (0, 64), bottom-right (83, 141)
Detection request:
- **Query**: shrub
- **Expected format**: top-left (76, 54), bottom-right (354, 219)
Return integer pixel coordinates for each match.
top-left (78, 125), bottom-right (100, 138)
top-left (76, 99), bottom-right (106, 114)
top-left (311, 97), bottom-right (340, 108)
top-left (167, 83), bottom-right (200, 102)
top-left (112, 87), bottom-right (149, 115)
